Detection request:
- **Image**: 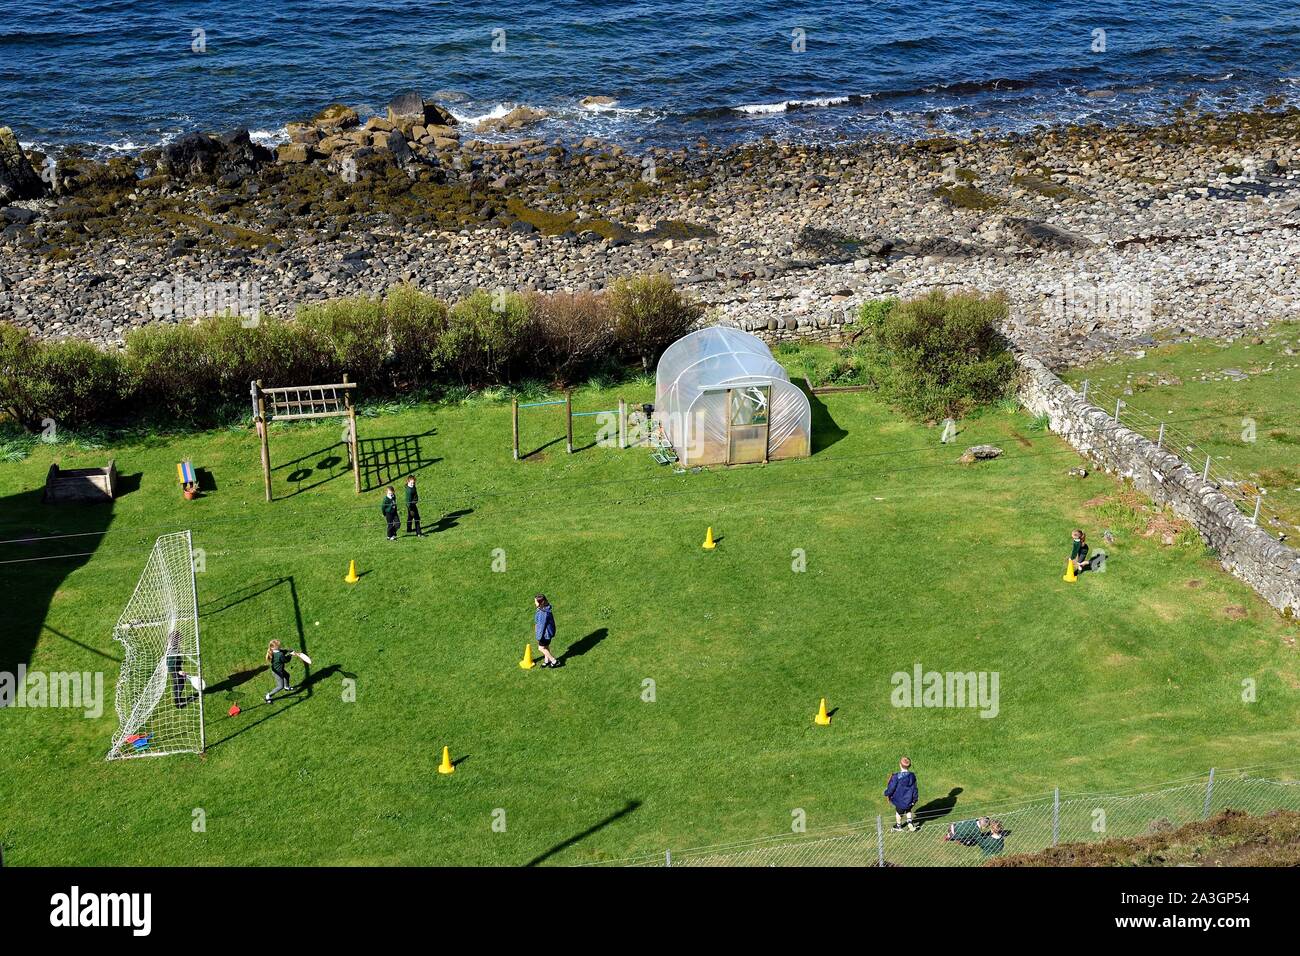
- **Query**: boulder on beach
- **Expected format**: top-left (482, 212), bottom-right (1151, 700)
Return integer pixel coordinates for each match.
top-left (386, 92), bottom-right (458, 133)
top-left (478, 105), bottom-right (548, 133)
top-left (0, 126), bottom-right (46, 205)
top-left (313, 104), bottom-right (360, 132)
top-left (159, 129), bottom-right (272, 182)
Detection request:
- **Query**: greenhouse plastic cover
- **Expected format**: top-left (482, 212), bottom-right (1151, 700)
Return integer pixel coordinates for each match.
top-left (655, 326), bottom-right (811, 466)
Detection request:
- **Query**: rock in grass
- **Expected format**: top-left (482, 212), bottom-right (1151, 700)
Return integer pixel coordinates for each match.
top-left (959, 444), bottom-right (1003, 463)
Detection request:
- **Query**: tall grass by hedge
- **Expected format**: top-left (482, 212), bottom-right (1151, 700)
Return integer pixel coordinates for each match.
top-left (0, 275), bottom-right (702, 430)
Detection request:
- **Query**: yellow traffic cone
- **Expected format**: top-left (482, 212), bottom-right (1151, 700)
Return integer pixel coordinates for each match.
top-left (1063, 559), bottom-right (1077, 583)
top-left (519, 643), bottom-right (535, 670)
top-left (437, 745), bottom-right (455, 774)
top-left (814, 697), bottom-right (832, 726)
top-left (702, 526), bottom-right (716, 550)
top-left (344, 559), bottom-right (360, 584)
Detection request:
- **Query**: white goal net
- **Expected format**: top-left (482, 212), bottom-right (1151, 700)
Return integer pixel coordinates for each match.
top-left (107, 530), bottom-right (205, 759)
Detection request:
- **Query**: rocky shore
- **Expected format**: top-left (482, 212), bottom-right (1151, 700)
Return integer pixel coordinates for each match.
top-left (2, 93), bottom-right (1299, 369)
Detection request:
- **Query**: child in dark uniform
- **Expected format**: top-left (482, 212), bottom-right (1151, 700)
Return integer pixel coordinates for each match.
top-left (381, 486), bottom-right (400, 541)
top-left (1070, 529), bottom-right (1090, 573)
top-left (405, 476), bottom-right (422, 536)
top-left (264, 639), bottom-right (301, 703)
top-left (166, 630), bottom-right (193, 708)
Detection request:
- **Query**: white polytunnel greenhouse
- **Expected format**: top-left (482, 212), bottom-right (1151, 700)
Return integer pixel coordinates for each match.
top-left (654, 326), bottom-right (812, 466)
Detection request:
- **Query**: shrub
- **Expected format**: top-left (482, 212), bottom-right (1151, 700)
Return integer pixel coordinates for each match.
top-left (0, 324), bottom-right (125, 429)
top-left (609, 274), bottom-right (703, 371)
top-left (383, 286), bottom-right (449, 387)
top-left (296, 296), bottom-right (389, 383)
top-left (854, 297), bottom-right (897, 337)
top-left (526, 291), bottom-right (616, 384)
top-left (859, 289), bottom-right (1014, 420)
top-left (436, 290), bottom-right (531, 384)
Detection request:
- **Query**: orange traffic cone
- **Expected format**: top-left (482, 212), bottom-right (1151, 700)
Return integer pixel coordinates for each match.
top-left (437, 745), bottom-right (455, 775)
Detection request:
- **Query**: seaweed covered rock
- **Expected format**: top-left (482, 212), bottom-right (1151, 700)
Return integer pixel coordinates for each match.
top-left (159, 129), bottom-right (272, 183)
top-left (0, 126), bottom-right (46, 205)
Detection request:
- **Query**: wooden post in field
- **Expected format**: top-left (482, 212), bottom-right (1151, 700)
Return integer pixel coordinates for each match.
top-left (618, 398), bottom-right (627, 450)
top-left (344, 373), bottom-right (360, 494)
top-left (254, 380), bottom-right (272, 503)
top-left (512, 397), bottom-right (520, 461)
top-left (565, 391), bottom-right (574, 454)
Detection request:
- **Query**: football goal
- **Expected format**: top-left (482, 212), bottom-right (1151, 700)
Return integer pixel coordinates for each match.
top-left (106, 530), bottom-right (205, 760)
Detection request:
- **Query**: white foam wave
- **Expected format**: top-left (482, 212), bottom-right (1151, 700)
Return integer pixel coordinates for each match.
top-left (732, 95), bottom-right (861, 114)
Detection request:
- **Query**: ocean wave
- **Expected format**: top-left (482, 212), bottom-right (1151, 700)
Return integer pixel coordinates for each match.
top-left (448, 103), bottom-right (515, 126)
top-left (731, 94), bottom-right (870, 114)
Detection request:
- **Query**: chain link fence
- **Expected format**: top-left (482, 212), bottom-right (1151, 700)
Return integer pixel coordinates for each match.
top-left (587, 766), bottom-right (1300, 867)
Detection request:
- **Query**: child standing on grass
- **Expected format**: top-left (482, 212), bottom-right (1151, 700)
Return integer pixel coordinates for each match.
top-left (264, 639), bottom-right (301, 703)
top-left (381, 486), bottom-right (400, 541)
top-left (405, 476), bottom-right (422, 537)
top-left (884, 756), bottom-right (919, 831)
top-left (534, 594), bottom-right (560, 668)
top-left (1070, 529), bottom-right (1090, 573)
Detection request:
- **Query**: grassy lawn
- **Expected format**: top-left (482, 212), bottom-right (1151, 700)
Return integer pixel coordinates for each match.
top-left (2, 375), bottom-right (1298, 866)
top-left (1063, 322), bottom-right (1300, 532)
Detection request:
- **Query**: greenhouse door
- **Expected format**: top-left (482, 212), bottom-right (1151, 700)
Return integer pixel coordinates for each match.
top-left (728, 386), bottom-right (770, 464)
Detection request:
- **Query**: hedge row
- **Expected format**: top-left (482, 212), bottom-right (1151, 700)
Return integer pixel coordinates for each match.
top-left (0, 275), bottom-right (703, 430)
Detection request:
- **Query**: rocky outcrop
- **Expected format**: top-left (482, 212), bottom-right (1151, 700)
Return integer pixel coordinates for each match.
top-left (159, 129), bottom-right (272, 182)
top-left (1017, 353), bottom-right (1300, 617)
top-left (0, 126), bottom-right (46, 205)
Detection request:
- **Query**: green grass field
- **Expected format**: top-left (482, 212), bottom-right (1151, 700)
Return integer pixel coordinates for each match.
top-left (2, 374), bottom-right (1297, 865)
top-left (1064, 322), bottom-right (1300, 531)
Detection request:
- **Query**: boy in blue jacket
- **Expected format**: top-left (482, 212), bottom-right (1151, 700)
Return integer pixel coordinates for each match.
top-left (884, 756), bottom-right (919, 832)
top-left (534, 594), bottom-right (561, 668)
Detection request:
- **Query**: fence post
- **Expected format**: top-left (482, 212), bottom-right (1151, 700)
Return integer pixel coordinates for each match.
top-left (1114, 398), bottom-right (1123, 421)
top-left (565, 391), bottom-right (574, 454)
top-left (1052, 788), bottom-right (1060, 846)
top-left (665, 849), bottom-right (672, 867)
top-left (1081, 379), bottom-right (1089, 402)
top-left (512, 397), bottom-right (520, 461)
top-left (1202, 768), bottom-right (1216, 820)
top-left (875, 815), bottom-right (884, 867)
top-left (1203, 455), bottom-right (1211, 481)
top-left (1252, 496), bottom-right (1262, 526)
top-left (1156, 423), bottom-right (1164, 449)
top-left (618, 398), bottom-right (627, 450)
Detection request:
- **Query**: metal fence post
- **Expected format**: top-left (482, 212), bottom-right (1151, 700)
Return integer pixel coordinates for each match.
top-left (1114, 398), bottom-right (1123, 421)
top-left (665, 849), bottom-right (672, 867)
top-left (1202, 768), bottom-right (1216, 820)
top-left (1157, 423), bottom-right (1164, 449)
top-left (1052, 788), bottom-right (1060, 846)
top-left (1203, 455), bottom-right (1211, 481)
top-left (1252, 497), bottom-right (1262, 526)
top-left (875, 815), bottom-right (884, 867)
top-left (1081, 379), bottom-right (1089, 402)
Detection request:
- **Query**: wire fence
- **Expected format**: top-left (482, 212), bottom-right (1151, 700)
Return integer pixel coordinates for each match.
top-left (586, 766), bottom-right (1300, 867)
top-left (1076, 378), bottom-right (1298, 535)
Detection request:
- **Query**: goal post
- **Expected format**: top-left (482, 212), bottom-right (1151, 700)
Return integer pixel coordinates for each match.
top-left (106, 530), bottom-right (205, 760)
